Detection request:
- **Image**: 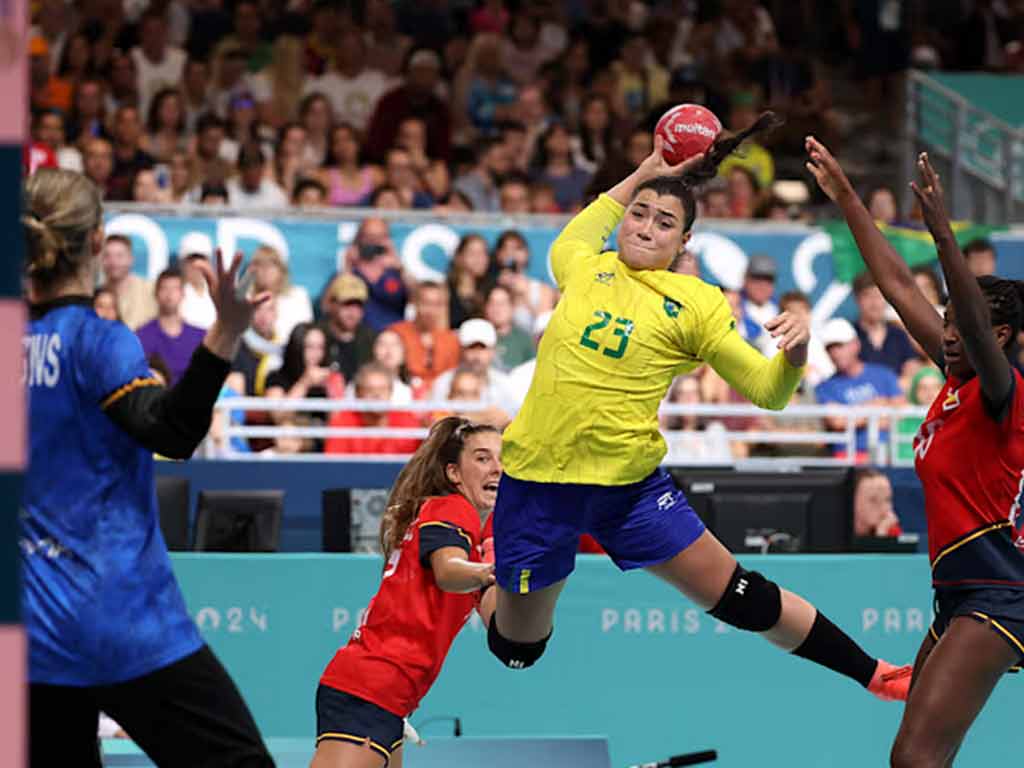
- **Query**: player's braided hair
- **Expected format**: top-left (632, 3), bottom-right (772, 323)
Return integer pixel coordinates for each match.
top-left (977, 274), bottom-right (1024, 346)
top-left (379, 416), bottom-right (500, 559)
top-left (23, 168), bottom-right (103, 288)
top-left (635, 111), bottom-right (783, 233)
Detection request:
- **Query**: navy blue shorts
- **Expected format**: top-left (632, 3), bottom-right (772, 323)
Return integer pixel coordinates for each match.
top-left (493, 468), bottom-right (706, 594)
top-left (930, 587), bottom-right (1024, 668)
top-left (315, 684), bottom-right (403, 765)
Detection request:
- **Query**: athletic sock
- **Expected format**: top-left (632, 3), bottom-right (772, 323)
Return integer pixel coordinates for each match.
top-left (791, 611), bottom-right (876, 687)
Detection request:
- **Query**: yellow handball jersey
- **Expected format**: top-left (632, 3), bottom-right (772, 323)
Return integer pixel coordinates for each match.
top-left (502, 194), bottom-right (805, 486)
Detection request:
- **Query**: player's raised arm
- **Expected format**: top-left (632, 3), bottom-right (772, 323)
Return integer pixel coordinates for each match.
top-left (911, 153), bottom-right (1014, 413)
top-left (806, 136), bottom-right (943, 366)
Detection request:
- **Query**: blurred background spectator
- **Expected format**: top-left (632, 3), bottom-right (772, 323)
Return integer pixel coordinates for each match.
top-left (135, 267), bottom-right (205, 385)
top-left (852, 468), bottom-right (903, 539)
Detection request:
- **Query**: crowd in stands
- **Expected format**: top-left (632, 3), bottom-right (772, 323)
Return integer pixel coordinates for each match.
top-left (27, 1), bottom-right (1024, 495)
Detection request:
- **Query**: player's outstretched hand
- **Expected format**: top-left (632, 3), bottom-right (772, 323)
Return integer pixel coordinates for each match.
top-left (909, 152), bottom-right (954, 241)
top-left (804, 136), bottom-right (854, 204)
top-left (635, 134), bottom-right (706, 184)
top-left (195, 249), bottom-right (272, 337)
top-left (765, 311), bottom-right (810, 367)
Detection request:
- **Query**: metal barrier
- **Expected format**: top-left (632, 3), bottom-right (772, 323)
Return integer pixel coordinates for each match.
top-left (904, 69), bottom-right (1024, 224)
top-left (213, 398), bottom-right (929, 468)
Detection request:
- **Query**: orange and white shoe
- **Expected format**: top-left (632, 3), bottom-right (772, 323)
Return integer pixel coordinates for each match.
top-left (868, 660), bottom-right (913, 702)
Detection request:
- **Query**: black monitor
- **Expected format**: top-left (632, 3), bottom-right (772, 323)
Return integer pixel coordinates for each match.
top-left (155, 475), bottom-right (190, 551)
top-left (669, 468), bottom-right (853, 553)
top-left (193, 490), bottom-right (283, 552)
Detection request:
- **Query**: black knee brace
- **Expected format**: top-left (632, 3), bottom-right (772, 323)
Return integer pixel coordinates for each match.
top-left (708, 564), bottom-right (782, 632)
top-left (487, 615), bottom-right (551, 669)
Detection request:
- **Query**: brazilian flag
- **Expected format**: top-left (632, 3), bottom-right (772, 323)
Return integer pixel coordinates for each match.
top-left (824, 220), bottom-right (1002, 283)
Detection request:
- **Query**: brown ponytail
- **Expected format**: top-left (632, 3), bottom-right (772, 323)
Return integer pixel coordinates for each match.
top-left (23, 168), bottom-right (103, 289)
top-left (379, 416), bottom-right (500, 559)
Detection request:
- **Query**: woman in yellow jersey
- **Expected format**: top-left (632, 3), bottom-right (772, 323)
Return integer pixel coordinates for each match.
top-left (484, 116), bottom-right (910, 703)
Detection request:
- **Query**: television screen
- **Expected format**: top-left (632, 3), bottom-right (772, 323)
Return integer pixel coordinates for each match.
top-left (194, 490), bottom-right (283, 552)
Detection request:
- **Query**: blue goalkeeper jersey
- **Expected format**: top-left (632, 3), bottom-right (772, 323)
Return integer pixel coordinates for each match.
top-left (21, 298), bottom-right (202, 686)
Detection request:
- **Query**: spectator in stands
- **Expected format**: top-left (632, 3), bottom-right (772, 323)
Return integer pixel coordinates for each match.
top-left (613, 32), bottom-right (670, 116)
top-left (700, 180), bottom-right (731, 218)
top-left (911, 265), bottom-right (945, 309)
top-left (740, 254), bottom-right (779, 347)
top-left (108, 106), bottom-right (156, 201)
top-left (135, 267), bottom-right (206, 385)
top-left (867, 185), bottom-right (899, 224)
top-left (394, 116), bottom-right (450, 202)
top-left (226, 143), bottom-right (289, 209)
top-left (303, 1), bottom-right (343, 76)
top-left (192, 114), bottom-right (231, 187)
top-left (227, 296), bottom-right (282, 398)
top-left (498, 172), bottom-right (532, 214)
top-left (430, 319), bottom-right (517, 411)
top-left (507, 309), bottom-right (551, 413)
top-left (92, 287), bottom-right (120, 323)
top-left (447, 234), bottom-right (493, 329)
top-left (176, 233), bottom-right (217, 330)
top-left (214, 0), bottom-right (272, 74)
top-left (209, 46), bottom-right (254, 121)
top-left (265, 322), bottom-right (343, 454)
top-left (252, 36), bottom-right (305, 130)
top-left (322, 274), bottom-right (375, 385)
top-left (56, 32), bottom-right (93, 84)
top-left (726, 166), bottom-right (761, 219)
top-left (452, 137), bottom-right (509, 212)
top-left (716, 91), bottom-right (775, 190)
top-left (105, 52), bottom-right (139, 116)
top-left (29, 36), bottom-right (71, 113)
top-left (317, 123), bottom-right (383, 207)
top-left (570, 94), bottom-right (615, 175)
top-left (545, 36), bottom-right (596, 134)
top-left (101, 234), bottom-right (156, 330)
top-left (346, 218), bottom-right (408, 331)
top-left (293, 178), bottom-right (328, 207)
top-left (30, 0), bottom-right (71, 73)
top-left (324, 363), bottom-right (422, 455)
top-left (816, 318), bottom-right (904, 462)
top-left (502, 11), bottom-right (560, 86)
top-left (131, 10), bottom-right (187, 121)
top-left (963, 238), bottom-right (997, 277)
top-left (493, 229), bottom-right (557, 332)
top-left (484, 284), bottom-right (535, 372)
top-left (270, 122), bottom-right (313, 201)
top-left (530, 122), bottom-right (591, 212)
top-left (895, 365), bottom-right (945, 462)
top-left (852, 272), bottom-right (918, 376)
top-left (513, 83), bottom-right (555, 167)
top-left (370, 186), bottom-right (403, 209)
top-left (249, 245), bottom-right (313, 342)
top-left (457, 33), bottom-right (518, 136)
top-left (380, 146), bottom-right (434, 209)
top-left (199, 182), bottom-right (229, 205)
top-left (67, 78), bottom-right (106, 145)
top-left (365, 48), bottom-right (451, 163)
top-left (131, 168), bottom-right (169, 204)
top-left (779, 291), bottom-right (834, 388)
top-left (143, 88), bottom-right (188, 164)
top-left (167, 150), bottom-right (195, 204)
top-left (660, 375), bottom-right (733, 463)
top-left (390, 281), bottom-right (460, 394)
top-left (432, 366), bottom-right (512, 429)
top-left (366, 328), bottom-right (414, 404)
top-left (32, 109), bottom-right (81, 172)
top-left (852, 469), bottom-right (903, 538)
top-left (305, 26), bottom-right (392, 133)
top-left (364, 0), bottom-right (414, 77)
top-left (298, 92), bottom-right (332, 167)
top-left (958, 0), bottom-right (1017, 70)
top-left (181, 58), bottom-right (213, 134)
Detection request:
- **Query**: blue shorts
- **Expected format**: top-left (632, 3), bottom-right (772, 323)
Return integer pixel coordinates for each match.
top-left (493, 468), bottom-right (706, 594)
top-left (315, 685), bottom-right (403, 765)
top-left (930, 587), bottom-right (1024, 669)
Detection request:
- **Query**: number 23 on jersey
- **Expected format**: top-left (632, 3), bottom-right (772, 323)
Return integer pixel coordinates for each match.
top-left (579, 309), bottom-right (635, 359)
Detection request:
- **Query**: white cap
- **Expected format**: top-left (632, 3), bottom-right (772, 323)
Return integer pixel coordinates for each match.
top-left (458, 318), bottom-right (497, 348)
top-left (821, 317), bottom-right (858, 347)
top-left (178, 231), bottom-right (213, 260)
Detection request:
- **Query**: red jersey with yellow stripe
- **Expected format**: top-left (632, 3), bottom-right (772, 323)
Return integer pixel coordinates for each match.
top-left (914, 369), bottom-right (1024, 588)
top-left (320, 494), bottom-right (484, 716)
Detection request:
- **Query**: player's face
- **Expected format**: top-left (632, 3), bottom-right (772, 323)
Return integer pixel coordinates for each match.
top-left (449, 431), bottom-right (502, 515)
top-left (942, 302), bottom-right (1012, 379)
top-left (618, 190), bottom-right (688, 271)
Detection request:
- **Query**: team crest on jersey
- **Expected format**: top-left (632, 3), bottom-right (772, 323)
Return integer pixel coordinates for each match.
top-left (942, 389), bottom-right (961, 412)
top-left (663, 298), bottom-right (682, 318)
top-left (595, 271), bottom-right (615, 285)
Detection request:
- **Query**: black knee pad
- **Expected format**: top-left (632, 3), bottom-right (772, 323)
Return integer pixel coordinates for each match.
top-left (708, 564), bottom-right (782, 632)
top-left (487, 615), bottom-right (551, 669)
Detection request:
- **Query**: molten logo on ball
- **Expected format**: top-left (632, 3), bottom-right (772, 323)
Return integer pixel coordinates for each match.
top-left (655, 104), bottom-right (723, 166)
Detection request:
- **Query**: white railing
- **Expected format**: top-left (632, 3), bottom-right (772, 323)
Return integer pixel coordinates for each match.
top-left (211, 398), bottom-right (929, 468)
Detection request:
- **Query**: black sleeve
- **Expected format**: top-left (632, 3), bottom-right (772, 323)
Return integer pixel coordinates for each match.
top-left (418, 521), bottom-right (472, 568)
top-left (103, 345), bottom-right (231, 460)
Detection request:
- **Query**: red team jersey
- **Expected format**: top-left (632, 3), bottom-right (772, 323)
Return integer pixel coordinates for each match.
top-left (320, 494), bottom-right (485, 717)
top-left (915, 369), bottom-right (1024, 588)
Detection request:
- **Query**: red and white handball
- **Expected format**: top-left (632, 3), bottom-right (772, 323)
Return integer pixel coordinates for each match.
top-left (654, 104), bottom-right (722, 165)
